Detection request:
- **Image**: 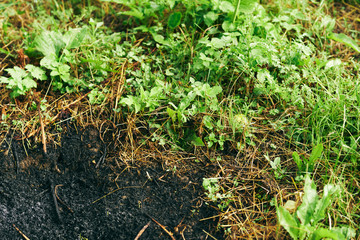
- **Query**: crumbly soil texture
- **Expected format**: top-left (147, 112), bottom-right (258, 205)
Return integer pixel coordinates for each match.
top-left (0, 128), bottom-right (222, 240)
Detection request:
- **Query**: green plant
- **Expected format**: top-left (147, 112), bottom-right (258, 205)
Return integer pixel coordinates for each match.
top-left (0, 65), bottom-right (47, 98)
top-left (33, 27), bottom-right (88, 92)
top-left (276, 174), bottom-right (355, 240)
top-left (265, 154), bottom-right (285, 179)
top-left (293, 144), bottom-right (323, 174)
top-left (203, 178), bottom-right (232, 211)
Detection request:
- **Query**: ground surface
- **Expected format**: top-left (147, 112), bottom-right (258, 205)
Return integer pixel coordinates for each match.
top-left (0, 127), bottom-right (222, 240)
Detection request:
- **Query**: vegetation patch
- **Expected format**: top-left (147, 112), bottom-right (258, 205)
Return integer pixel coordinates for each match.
top-left (0, 0), bottom-right (359, 239)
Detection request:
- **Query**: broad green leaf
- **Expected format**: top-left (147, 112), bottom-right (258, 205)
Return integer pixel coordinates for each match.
top-left (312, 184), bottom-right (340, 224)
top-left (222, 21), bottom-right (236, 31)
top-left (210, 38), bottom-right (226, 49)
top-left (308, 144), bottom-right (323, 164)
top-left (277, 205), bottom-right (299, 239)
top-left (168, 12), bottom-right (182, 29)
top-left (207, 86), bottom-right (222, 98)
top-left (234, 0), bottom-right (258, 14)
top-left (40, 55), bottom-right (58, 70)
top-left (34, 31), bottom-right (65, 57)
top-left (120, 96), bottom-right (141, 113)
top-left (297, 175), bottom-right (318, 225)
top-left (151, 33), bottom-right (170, 46)
top-left (328, 33), bottom-right (360, 53)
top-left (219, 1), bottom-right (235, 13)
top-left (63, 27), bottom-right (88, 50)
top-left (187, 133), bottom-right (205, 147)
top-left (204, 11), bottom-right (218, 26)
top-left (310, 227), bottom-right (346, 240)
top-left (203, 115), bottom-right (213, 130)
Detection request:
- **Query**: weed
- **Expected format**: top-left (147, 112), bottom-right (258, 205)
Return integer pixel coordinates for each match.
top-left (276, 174), bottom-right (355, 240)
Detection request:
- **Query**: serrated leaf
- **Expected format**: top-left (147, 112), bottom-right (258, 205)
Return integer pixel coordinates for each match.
top-left (63, 27), bottom-right (88, 50)
top-left (25, 64), bottom-right (47, 80)
top-left (168, 12), bottom-right (182, 29)
top-left (297, 175), bottom-right (318, 225)
top-left (0, 76), bottom-right (9, 84)
top-left (277, 205), bottom-right (299, 239)
top-left (328, 33), bottom-right (360, 53)
top-left (22, 76), bottom-right (37, 89)
top-left (6, 66), bottom-right (27, 81)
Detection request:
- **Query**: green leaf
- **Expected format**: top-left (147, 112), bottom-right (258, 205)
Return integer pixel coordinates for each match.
top-left (25, 64), bottom-right (47, 80)
top-left (277, 205), bottom-right (299, 239)
top-left (120, 95), bottom-right (142, 113)
top-left (312, 184), bottom-right (340, 224)
top-left (219, 1), bottom-right (235, 13)
top-left (310, 227), bottom-right (346, 240)
top-left (204, 11), bottom-right (218, 26)
top-left (233, 0), bottom-right (258, 22)
top-left (168, 12), bottom-right (182, 29)
top-left (292, 151), bottom-right (303, 171)
top-left (308, 144), bottom-right (323, 164)
top-left (0, 47), bottom-right (14, 57)
top-left (167, 107), bottom-right (177, 122)
top-left (120, 9), bottom-right (144, 20)
top-left (297, 175), bottom-right (318, 225)
top-left (188, 133), bottom-right (205, 147)
top-left (34, 31), bottom-right (65, 57)
top-left (328, 33), bottom-right (360, 53)
top-left (63, 27), bottom-right (88, 50)
top-left (207, 86), bottom-right (222, 98)
top-left (151, 33), bottom-right (170, 46)
top-left (6, 66), bottom-right (27, 81)
top-left (22, 76), bottom-right (37, 89)
top-left (236, 0), bottom-right (258, 13)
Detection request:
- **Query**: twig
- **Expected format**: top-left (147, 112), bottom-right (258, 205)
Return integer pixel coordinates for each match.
top-left (37, 104), bottom-right (47, 154)
top-left (134, 221), bottom-right (151, 240)
top-left (54, 184), bottom-right (74, 213)
top-left (49, 178), bottom-right (62, 223)
top-left (148, 216), bottom-right (175, 240)
top-left (202, 230), bottom-right (218, 240)
top-left (12, 224), bottom-right (30, 240)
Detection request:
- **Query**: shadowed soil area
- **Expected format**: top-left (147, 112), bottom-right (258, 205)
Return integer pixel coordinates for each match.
top-left (0, 128), bottom-right (222, 239)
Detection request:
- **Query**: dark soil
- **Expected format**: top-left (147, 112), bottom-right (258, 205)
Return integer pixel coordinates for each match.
top-left (0, 128), bottom-right (222, 239)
